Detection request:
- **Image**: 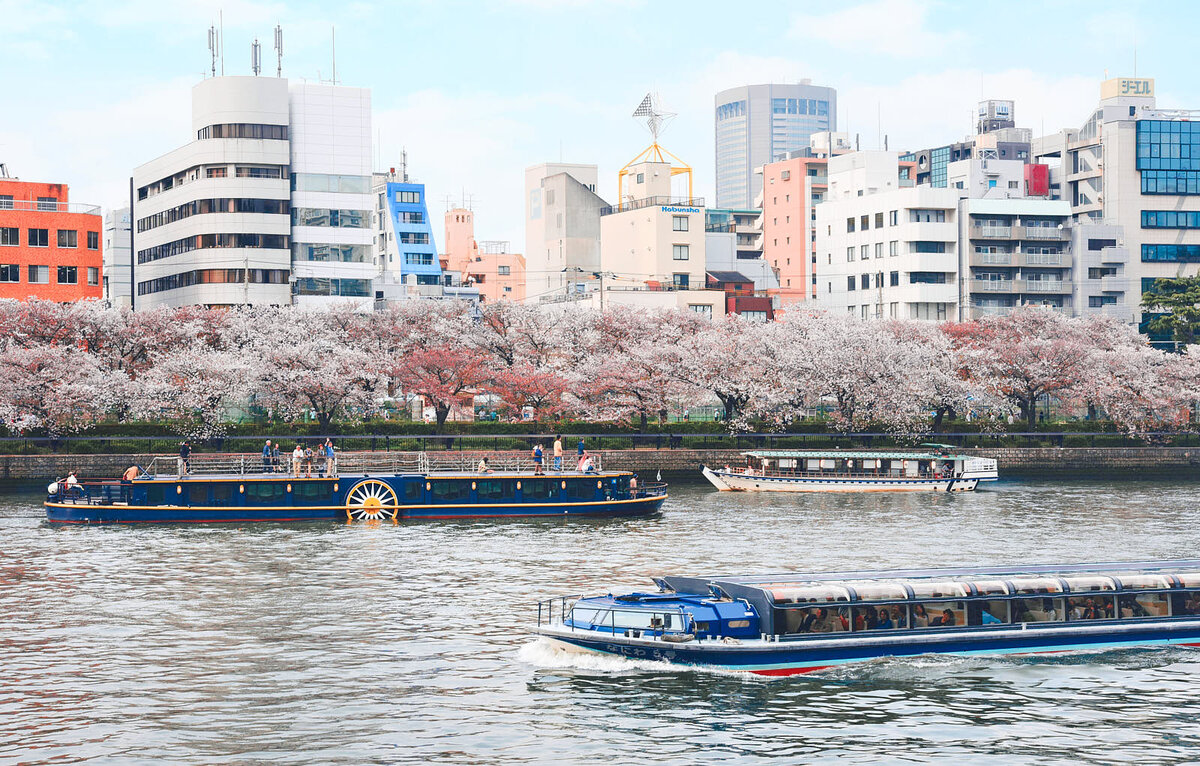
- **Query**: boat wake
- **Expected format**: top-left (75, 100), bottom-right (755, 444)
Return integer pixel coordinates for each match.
top-left (517, 637), bottom-right (759, 680)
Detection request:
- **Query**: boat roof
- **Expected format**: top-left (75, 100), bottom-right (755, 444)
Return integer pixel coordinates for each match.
top-left (138, 470), bottom-right (631, 482)
top-left (742, 450), bottom-right (967, 460)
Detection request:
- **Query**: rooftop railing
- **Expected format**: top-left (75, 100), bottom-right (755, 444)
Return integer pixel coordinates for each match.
top-left (600, 196), bottom-right (706, 216)
top-left (0, 200), bottom-right (101, 215)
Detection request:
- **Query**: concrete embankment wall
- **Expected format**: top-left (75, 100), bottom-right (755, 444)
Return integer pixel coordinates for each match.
top-left (3, 447), bottom-right (1200, 483)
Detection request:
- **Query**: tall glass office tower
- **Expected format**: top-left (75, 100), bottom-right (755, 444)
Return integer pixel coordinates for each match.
top-left (714, 82), bottom-right (837, 209)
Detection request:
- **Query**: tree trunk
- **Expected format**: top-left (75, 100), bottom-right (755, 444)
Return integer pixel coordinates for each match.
top-left (639, 411), bottom-right (648, 432)
top-left (317, 411), bottom-right (333, 432)
top-left (932, 407), bottom-right (946, 432)
top-left (718, 393), bottom-right (738, 421)
top-left (1025, 395), bottom-right (1038, 430)
top-left (435, 403), bottom-right (451, 434)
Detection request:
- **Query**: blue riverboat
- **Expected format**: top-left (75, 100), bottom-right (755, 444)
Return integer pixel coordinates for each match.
top-left (535, 560), bottom-right (1200, 676)
top-left (45, 452), bottom-right (666, 524)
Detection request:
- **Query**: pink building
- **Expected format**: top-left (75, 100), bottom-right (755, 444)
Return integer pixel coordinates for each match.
top-left (443, 208), bottom-right (526, 303)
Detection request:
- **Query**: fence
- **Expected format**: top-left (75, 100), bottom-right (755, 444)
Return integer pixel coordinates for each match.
top-left (4, 431), bottom-right (1200, 457)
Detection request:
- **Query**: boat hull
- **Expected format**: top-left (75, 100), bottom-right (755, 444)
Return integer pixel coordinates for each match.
top-left (701, 466), bottom-right (980, 493)
top-left (539, 618), bottom-right (1200, 676)
top-left (44, 495), bottom-right (667, 524)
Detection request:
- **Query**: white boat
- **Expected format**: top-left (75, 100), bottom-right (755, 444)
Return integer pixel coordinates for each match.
top-left (701, 448), bottom-right (998, 493)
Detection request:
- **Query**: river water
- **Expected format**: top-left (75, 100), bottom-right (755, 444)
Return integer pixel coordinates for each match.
top-left (5, 478), bottom-right (1200, 764)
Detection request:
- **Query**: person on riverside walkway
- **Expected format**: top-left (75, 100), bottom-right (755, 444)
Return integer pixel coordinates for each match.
top-left (178, 441), bottom-right (191, 476)
top-left (532, 444), bottom-right (544, 475)
top-left (120, 465), bottom-right (139, 503)
top-left (292, 444), bottom-right (304, 476)
top-left (553, 435), bottom-right (563, 471)
top-left (323, 438), bottom-right (336, 478)
top-left (262, 440), bottom-right (273, 473)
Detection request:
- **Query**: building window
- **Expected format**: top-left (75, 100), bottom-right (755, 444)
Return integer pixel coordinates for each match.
top-left (206, 167), bottom-right (228, 178)
top-left (846, 247), bottom-right (855, 262)
top-left (1089, 295), bottom-right (1118, 307)
top-left (398, 232), bottom-right (430, 245)
top-left (396, 191), bottom-right (421, 204)
top-left (37, 196), bottom-right (57, 211)
top-left (890, 271), bottom-right (899, 286)
top-left (0, 195), bottom-right (12, 209)
top-left (889, 240), bottom-right (898, 256)
top-left (28, 265), bottom-right (48, 284)
top-left (57, 265), bottom-right (77, 285)
top-left (860, 215), bottom-right (870, 230)
top-left (846, 217), bottom-right (855, 233)
top-left (860, 244), bottom-right (869, 260)
top-left (889, 210), bottom-right (898, 226)
top-left (672, 273), bottom-right (689, 289)
top-left (909, 271), bottom-right (947, 284)
top-left (0, 264), bottom-right (18, 282)
top-left (87, 231), bottom-right (99, 250)
top-left (672, 215), bottom-right (689, 232)
top-left (874, 212), bottom-right (884, 228)
top-left (847, 276), bottom-right (856, 291)
top-left (498, 265), bottom-right (511, 275)
top-left (292, 208), bottom-right (369, 228)
top-left (57, 229), bottom-right (78, 248)
top-left (28, 228), bottom-right (48, 247)
top-left (0, 227), bottom-right (17, 246)
top-left (291, 277), bottom-right (372, 297)
top-left (1142, 244), bottom-right (1200, 262)
top-left (688, 304), bottom-right (713, 317)
top-left (404, 252), bottom-right (434, 266)
top-left (874, 243), bottom-right (883, 259)
top-left (1141, 210), bottom-right (1200, 229)
top-left (861, 274), bottom-right (870, 289)
top-left (1008, 181), bottom-right (1019, 189)
top-left (87, 267), bottom-right (99, 286)
top-left (781, 170), bottom-right (791, 181)
top-left (913, 241), bottom-right (947, 254)
top-left (398, 211), bottom-right (425, 224)
top-left (196, 123), bottom-right (288, 140)
top-left (909, 209), bottom-right (946, 223)
top-left (636, 173), bottom-right (644, 184)
top-left (238, 166), bottom-right (287, 179)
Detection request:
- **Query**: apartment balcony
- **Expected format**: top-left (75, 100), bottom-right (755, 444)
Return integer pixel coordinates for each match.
top-left (1018, 226), bottom-right (1069, 241)
top-left (1100, 275), bottom-right (1126, 293)
top-left (1023, 280), bottom-right (1068, 294)
top-left (973, 225), bottom-right (1013, 239)
top-left (970, 252), bottom-right (1015, 266)
top-left (972, 279), bottom-right (1017, 294)
top-left (1019, 252), bottom-right (1066, 267)
top-left (970, 303), bottom-right (1070, 319)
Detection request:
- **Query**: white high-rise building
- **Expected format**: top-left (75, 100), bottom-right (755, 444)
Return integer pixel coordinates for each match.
top-left (523, 162), bottom-right (604, 302)
top-left (103, 206), bottom-right (132, 308)
top-left (132, 75), bottom-right (373, 309)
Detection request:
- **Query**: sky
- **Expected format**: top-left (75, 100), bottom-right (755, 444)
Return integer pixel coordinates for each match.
top-left (2, 0), bottom-right (1197, 251)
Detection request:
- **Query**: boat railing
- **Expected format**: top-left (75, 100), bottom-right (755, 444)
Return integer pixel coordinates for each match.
top-left (142, 450), bottom-right (605, 478)
top-left (633, 481), bottom-right (669, 498)
top-left (47, 479), bottom-right (126, 505)
top-left (422, 450), bottom-right (603, 474)
top-left (727, 466), bottom-right (956, 480)
top-left (537, 595), bottom-right (582, 628)
top-left (538, 597), bottom-right (689, 639)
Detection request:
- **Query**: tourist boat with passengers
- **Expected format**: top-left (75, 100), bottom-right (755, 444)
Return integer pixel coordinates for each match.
top-left (701, 447), bottom-right (998, 492)
top-left (535, 560), bottom-right (1200, 676)
top-left (44, 451), bottom-right (667, 524)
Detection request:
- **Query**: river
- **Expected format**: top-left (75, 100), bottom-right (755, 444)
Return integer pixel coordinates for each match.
top-left (4, 478), bottom-right (1200, 764)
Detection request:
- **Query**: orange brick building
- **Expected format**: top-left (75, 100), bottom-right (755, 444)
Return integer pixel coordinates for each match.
top-left (0, 178), bottom-right (103, 302)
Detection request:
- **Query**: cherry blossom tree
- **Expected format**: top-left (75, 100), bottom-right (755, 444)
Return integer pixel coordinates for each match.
top-left (0, 344), bottom-right (122, 436)
top-left (130, 345), bottom-right (253, 439)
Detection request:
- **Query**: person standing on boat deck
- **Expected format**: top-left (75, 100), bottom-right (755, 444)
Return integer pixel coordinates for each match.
top-left (178, 441), bottom-right (191, 476)
top-left (577, 438), bottom-right (585, 459)
top-left (120, 465), bottom-right (139, 503)
top-left (262, 440), bottom-right (273, 473)
top-left (291, 444), bottom-right (303, 476)
top-left (532, 444), bottom-right (544, 475)
top-left (303, 444), bottom-right (314, 478)
top-left (272, 442), bottom-right (282, 473)
top-left (323, 438), bottom-right (336, 477)
top-left (553, 435), bottom-right (563, 471)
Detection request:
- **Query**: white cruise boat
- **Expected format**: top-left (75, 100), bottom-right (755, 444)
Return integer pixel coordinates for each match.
top-left (701, 448), bottom-right (998, 493)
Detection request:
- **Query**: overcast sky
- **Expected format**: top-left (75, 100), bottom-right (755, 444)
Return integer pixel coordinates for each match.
top-left (1, 0), bottom-right (1194, 250)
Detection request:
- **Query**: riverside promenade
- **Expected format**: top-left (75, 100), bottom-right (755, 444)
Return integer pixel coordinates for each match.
top-left (5, 446), bottom-right (1200, 481)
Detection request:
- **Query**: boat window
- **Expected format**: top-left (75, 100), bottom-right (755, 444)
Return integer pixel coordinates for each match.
top-left (476, 479), bottom-right (515, 501)
top-left (967, 600), bottom-right (1009, 625)
top-left (1009, 577), bottom-right (1064, 595)
top-left (1012, 597), bottom-right (1065, 622)
top-left (144, 485), bottom-right (167, 505)
top-left (211, 482), bottom-right (235, 506)
top-left (1114, 574), bottom-right (1173, 590)
top-left (912, 601), bottom-right (965, 628)
top-left (908, 581), bottom-right (969, 599)
top-left (522, 479), bottom-right (558, 501)
top-left (607, 609), bottom-right (683, 630)
top-left (852, 605), bottom-right (904, 630)
top-left (1171, 592), bottom-right (1200, 616)
top-left (1063, 576), bottom-right (1116, 592)
top-left (1172, 572), bottom-right (1200, 588)
top-left (968, 580), bottom-right (1010, 596)
top-left (569, 606), bottom-right (605, 625)
top-left (402, 481), bottom-right (423, 503)
top-left (766, 584), bottom-right (851, 605)
top-left (565, 479), bottom-right (597, 501)
top-left (246, 482), bottom-right (287, 505)
top-left (1067, 596), bottom-right (1115, 621)
top-left (292, 481), bottom-right (329, 504)
top-left (844, 581), bottom-right (909, 601)
top-left (1118, 593), bottom-right (1169, 619)
top-left (430, 480), bottom-right (471, 502)
top-left (780, 606), bottom-right (848, 634)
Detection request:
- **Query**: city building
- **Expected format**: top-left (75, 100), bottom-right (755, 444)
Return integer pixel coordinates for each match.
top-left (132, 75), bottom-right (372, 309)
top-left (1033, 76), bottom-right (1200, 328)
top-left (443, 207), bottom-right (527, 303)
top-left (901, 99), bottom-right (1032, 188)
top-left (103, 206), bottom-right (132, 307)
top-left (0, 176), bottom-right (103, 302)
top-left (714, 82), bottom-right (837, 209)
top-left (816, 152), bottom-right (961, 320)
top-left (523, 162), bottom-right (604, 302)
top-left (373, 172), bottom-right (443, 297)
top-left (705, 270), bottom-right (773, 320)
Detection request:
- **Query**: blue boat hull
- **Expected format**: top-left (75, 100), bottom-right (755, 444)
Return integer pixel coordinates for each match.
top-left (45, 495), bottom-right (666, 524)
top-left (542, 619), bottom-right (1200, 676)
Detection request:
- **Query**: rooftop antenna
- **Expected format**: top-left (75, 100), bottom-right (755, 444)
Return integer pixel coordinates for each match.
top-left (207, 25), bottom-right (218, 77)
top-left (0, 164), bottom-right (10, 179)
top-left (331, 25), bottom-right (337, 85)
top-left (274, 25), bottom-right (283, 77)
top-left (401, 148), bottom-right (408, 182)
top-left (251, 38), bottom-right (262, 76)
top-left (632, 92), bottom-right (676, 144)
